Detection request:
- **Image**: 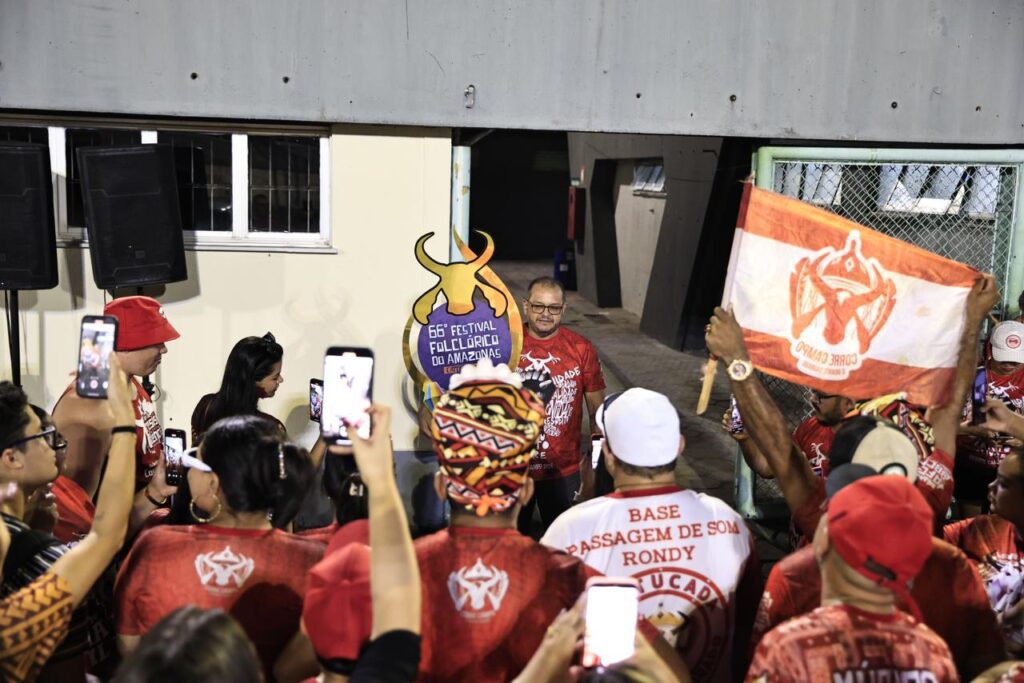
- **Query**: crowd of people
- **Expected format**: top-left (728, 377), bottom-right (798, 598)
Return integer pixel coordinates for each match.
top-left (0, 272), bottom-right (1022, 682)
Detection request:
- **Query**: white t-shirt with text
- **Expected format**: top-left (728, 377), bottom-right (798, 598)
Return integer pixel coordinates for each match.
top-left (541, 485), bottom-right (758, 683)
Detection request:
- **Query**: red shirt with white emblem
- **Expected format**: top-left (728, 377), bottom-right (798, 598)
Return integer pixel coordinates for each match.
top-left (114, 524), bottom-right (323, 679)
top-left (752, 540), bottom-right (1003, 679)
top-left (326, 526), bottom-right (596, 682)
top-left (517, 326), bottom-right (605, 480)
top-left (944, 514), bottom-right (1024, 650)
top-left (958, 365), bottom-right (1024, 468)
top-left (791, 417), bottom-right (834, 478)
top-left (747, 604), bottom-right (957, 682)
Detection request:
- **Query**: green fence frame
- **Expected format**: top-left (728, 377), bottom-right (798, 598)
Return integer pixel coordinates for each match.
top-left (734, 145), bottom-right (1024, 520)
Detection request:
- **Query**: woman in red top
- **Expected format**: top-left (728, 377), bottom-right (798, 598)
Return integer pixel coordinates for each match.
top-left (115, 415), bottom-right (323, 680)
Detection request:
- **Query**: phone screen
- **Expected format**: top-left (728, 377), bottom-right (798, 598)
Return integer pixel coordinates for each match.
top-left (310, 379), bottom-right (324, 423)
top-left (582, 583), bottom-right (639, 668)
top-left (164, 430), bottom-right (186, 487)
top-left (322, 350), bottom-right (373, 444)
top-left (591, 437), bottom-right (604, 469)
top-left (76, 317), bottom-right (117, 398)
top-left (971, 367), bottom-right (988, 425)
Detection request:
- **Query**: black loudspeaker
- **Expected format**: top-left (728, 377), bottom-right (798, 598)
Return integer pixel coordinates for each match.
top-left (0, 143), bottom-right (58, 290)
top-left (77, 145), bottom-right (187, 288)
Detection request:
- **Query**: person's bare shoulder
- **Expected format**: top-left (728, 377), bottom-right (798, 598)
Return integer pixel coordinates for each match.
top-left (53, 391), bottom-right (109, 430)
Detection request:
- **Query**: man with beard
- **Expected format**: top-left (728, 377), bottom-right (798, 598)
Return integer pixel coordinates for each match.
top-left (516, 277), bottom-right (605, 536)
top-left (728, 389), bottom-right (855, 480)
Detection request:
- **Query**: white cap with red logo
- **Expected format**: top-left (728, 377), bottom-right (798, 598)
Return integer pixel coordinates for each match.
top-left (992, 321), bottom-right (1024, 364)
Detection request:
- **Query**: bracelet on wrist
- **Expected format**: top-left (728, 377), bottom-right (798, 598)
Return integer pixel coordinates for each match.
top-left (111, 425), bottom-right (136, 435)
top-left (144, 487), bottom-right (168, 507)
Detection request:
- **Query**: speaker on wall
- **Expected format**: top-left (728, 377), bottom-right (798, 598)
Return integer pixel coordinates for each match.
top-left (77, 145), bottom-right (187, 289)
top-left (0, 143), bottom-right (58, 290)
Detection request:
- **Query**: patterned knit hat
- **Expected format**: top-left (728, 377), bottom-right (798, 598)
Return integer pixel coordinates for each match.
top-left (431, 358), bottom-right (545, 516)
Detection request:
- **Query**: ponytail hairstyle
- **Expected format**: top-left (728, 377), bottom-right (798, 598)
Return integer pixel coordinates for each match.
top-left (200, 414), bottom-right (314, 528)
top-left (322, 454), bottom-right (368, 526)
top-left (198, 333), bottom-right (283, 438)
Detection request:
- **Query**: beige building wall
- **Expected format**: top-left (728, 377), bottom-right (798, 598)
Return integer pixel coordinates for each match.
top-left (612, 161), bottom-right (666, 318)
top-left (3, 125), bottom-right (452, 451)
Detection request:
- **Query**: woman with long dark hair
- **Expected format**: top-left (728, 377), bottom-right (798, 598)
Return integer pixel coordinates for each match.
top-left (191, 333), bottom-right (285, 444)
top-left (114, 415), bottom-right (322, 680)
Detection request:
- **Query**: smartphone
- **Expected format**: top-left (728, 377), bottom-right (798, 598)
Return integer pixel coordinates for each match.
top-left (582, 577), bottom-right (640, 669)
top-left (971, 367), bottom-right (988, 425)
top-left (591, 436), bottom-right (604, 469)
top-left (309, 379), bottom-right (324, 423)
top-left (75, 315), bottom-right (119, 399)
top-left (163, 428), bottom-right (186, 487)
top-left (321, 347), bottom-right (374, 446)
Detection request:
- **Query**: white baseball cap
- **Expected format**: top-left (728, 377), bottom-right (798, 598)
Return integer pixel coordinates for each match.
top-left (992, 321), bottom-right (1024, 364)
top-left (596, 388), bottom-right (680, 467)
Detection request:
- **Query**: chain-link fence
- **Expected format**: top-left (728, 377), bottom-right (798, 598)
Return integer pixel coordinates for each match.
top-left (743, 155), bottom-right (1021, 515)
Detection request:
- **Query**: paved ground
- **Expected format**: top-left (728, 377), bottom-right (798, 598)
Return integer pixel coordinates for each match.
top-left (495, 260), bottom-right (790, 569)
top-left (494, 261), bottom-right (738, 504)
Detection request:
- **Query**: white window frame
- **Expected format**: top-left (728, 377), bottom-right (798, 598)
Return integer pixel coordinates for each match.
top-left (43, 124), bottom-right (332, 253)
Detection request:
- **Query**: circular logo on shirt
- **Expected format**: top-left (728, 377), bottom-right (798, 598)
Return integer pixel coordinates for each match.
top-left (1008, 334), bottom-right (1022, 350)
top-left (633, 567), bottom-right (730, 681)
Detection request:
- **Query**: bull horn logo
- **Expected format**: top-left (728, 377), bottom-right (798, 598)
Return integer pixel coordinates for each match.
top-left (413, 231), bottom-right (508, 324)
top-left (790, 230), bottom-right (896, 355)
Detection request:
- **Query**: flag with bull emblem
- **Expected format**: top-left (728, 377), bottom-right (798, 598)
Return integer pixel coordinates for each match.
top-left (723, 184), bottom-right (979, 406)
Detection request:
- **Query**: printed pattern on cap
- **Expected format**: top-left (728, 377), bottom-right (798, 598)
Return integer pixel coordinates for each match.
top-left (432, 381), bottom-right (545, 516)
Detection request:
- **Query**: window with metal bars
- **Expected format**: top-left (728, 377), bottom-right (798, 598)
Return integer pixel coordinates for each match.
top-left (248, 136), bottom-right (320, 233)
top-left (157, 131), bottom-right (233, 231)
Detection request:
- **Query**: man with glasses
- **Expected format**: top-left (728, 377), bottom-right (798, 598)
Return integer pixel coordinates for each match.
top-left (728, 388), bottom-right (854, 482)
top-left (516, 277), bottom-right (605, 536)
top-left (0, 381), bottom-right (92, 679)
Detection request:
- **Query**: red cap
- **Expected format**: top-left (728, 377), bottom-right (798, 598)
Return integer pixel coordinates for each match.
top-left (302, 542), bottom-right (372, 666)
top-left (103, 296), bottom-right (179, 351)
top-left (827, 476), bottom-right (933, 612)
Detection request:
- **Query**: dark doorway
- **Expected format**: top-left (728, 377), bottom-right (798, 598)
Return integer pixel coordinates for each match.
top-left (467, 130), bottom-right (570, 261)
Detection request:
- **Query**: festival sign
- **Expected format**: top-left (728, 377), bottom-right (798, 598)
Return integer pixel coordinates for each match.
top-left (403, 231), bottom-right (523, 402)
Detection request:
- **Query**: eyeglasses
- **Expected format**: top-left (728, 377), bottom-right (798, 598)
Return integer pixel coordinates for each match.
top-left (3, 426), bottom-right (65, 452)
top-left (526, 301), bottom-right (566, 315)
top-left (808, 391), bottom-right (841, 410)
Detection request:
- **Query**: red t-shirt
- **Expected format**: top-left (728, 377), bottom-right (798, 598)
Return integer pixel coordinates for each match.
top-left (327, 526), bottom-right (596, 682)
top-left (958, 365), bottom-right (1024, 468)
top-left (752, 540), bottom-right (1003, 679)
top-left (791, 447), bottom-right (955, 540)
top-left (517, 326), bottom-right (605, 480)
top-left (791, 417), bottom-right (833, 478)
top-left (51, 475), bottom-right (94, 547)
top-left (944, 515), bottom-right (1024, 649)
top-left (747, 604), bottom-right (958, 682)
top-left (298, 519), bottom-right (370, 549)
top-left (115, 524), bottom-right (324, 679)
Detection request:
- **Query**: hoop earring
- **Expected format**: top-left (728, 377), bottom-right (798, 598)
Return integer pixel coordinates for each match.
top-left (190, 496), bottom-right (222, 524)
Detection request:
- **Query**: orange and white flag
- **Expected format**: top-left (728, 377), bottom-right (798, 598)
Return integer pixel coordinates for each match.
top-left (723, 184), bottom-right (979, 406)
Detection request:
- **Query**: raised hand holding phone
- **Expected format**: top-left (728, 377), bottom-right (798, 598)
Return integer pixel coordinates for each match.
top-left (321, 347), bottom-right (374, 445)
top-left (75, 315), bottom-right (118, 399)
top-left (582, 577), bottom-right (640, 669)
top-left (342, 404), bottom-right (393, 488)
